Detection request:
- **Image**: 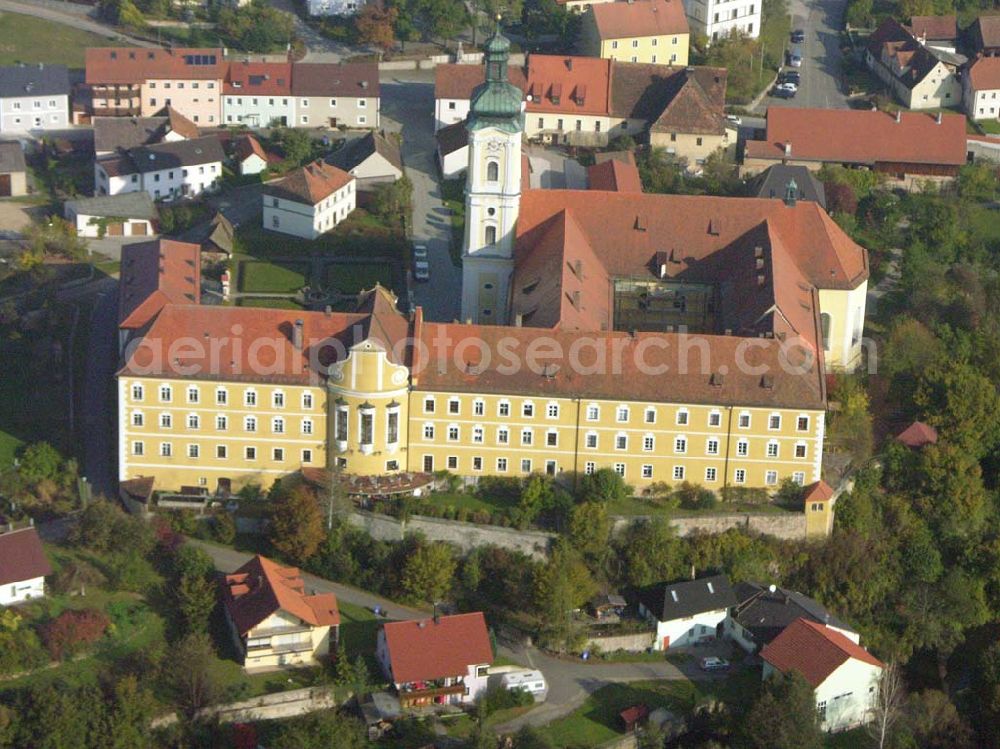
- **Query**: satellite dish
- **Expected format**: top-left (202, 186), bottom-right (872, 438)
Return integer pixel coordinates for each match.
top-left (768, 584), bottom-right (777, 593)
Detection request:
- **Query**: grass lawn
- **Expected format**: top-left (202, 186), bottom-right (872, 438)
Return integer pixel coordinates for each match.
top-left (422, 490), bottom-right (515, 515)
top-left (0, 12), bottom-right (129, 68)
top-left (238, 261), bottom-right (309, 294)
top-left (235, 210), bottom-right (407, 261)
top-left (974, 118), bottom-right (1000, 135)
top-left (963, 203), bottom-right (1000, 245)
top-left (322, 262), bottom-right (393, 294)
top-left (236, 297), bottom-right (305, 310)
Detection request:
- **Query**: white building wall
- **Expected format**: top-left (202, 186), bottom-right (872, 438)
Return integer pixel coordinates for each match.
top-left (683, 0), bottom-right (760, 41)
top-left (0, 575), bottom-right (45, 605)
top-left (96, 160), bottom-right (222, 200)
top-left (0, 94), bottom-right (69, 133)
top-left (70, 212), bottom-right (154, 238)
top-left (815, 659), bottom-right (882, 732)
top-left (307, 0), bottom-right (360, 15)
top-left (296, 96), bottom-right (377, 129)
top-left (966, 82), bottom-right (1000, 120)
top-left (240, 153), bottom-right (268, 176)
top-left (903, 62), bottom-right (961, 109)
top-left (436, 98), bottom-right (471, 131)
top-left (640, 602), bottom-right (728, 650)
top-left (262, 183), bottom-right (356, 240)
top-left (223, 94), bottom-right (295, 128)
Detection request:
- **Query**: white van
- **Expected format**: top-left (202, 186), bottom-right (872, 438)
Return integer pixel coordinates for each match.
top-left (499, 670), bottom-right (548, 702)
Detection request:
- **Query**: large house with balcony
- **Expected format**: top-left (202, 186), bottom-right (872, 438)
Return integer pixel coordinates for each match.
top-left (222, 554), bottom-right (340, 671)
top-left (377, 613), bottom-right (493, 708)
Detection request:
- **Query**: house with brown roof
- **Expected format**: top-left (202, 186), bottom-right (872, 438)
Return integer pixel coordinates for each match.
top-left (965, 55), bottom-right (1000, 121)
top-left (761, 618), bottom-right (884, 733)
top-left (223, 61), bottom-right (293, 128)
top-left (865, 18), bottom-right (963, 110)
top-left (742, 108), bottom-right (968, 188)
top-left (376, 613), bottom-right (493, 708)
top-left (971, 15), bottom-right (1000, 57)
top-left (291, 62), bottom-right (379, 129)
top-left (234, 134), bottom-right (271, 176)
top-left (222, 554), bottom-right (340, 672)
top-left (262, 159), bottom-right (356, 239)
top-left (907, 14), bottom-right (957, 53)
top-left (581, 0), bottom-right (690, 67)
top-left (895, 420), bottom-right (938, 448)
top-left (93, 107), bottom-right (199, 157)
top-left (0, 527), bottom-right (52, 605)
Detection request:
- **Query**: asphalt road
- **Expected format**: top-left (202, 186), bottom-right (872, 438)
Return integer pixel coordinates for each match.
top-left (77, 282), bottom-right (119, 500)
top-left (761, 0), bottom-right (850, 111)
top-left (380, 72), bottom-right (462, 323)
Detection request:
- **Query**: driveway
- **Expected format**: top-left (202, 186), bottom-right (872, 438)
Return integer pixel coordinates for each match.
top-left (268, 0), bottom-right (362, 62)
top-left (761, 0), bottom-right (850, 111)
top-left (379, 72), bottom-right (462, 323)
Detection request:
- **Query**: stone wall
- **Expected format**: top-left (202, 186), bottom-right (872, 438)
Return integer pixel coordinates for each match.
top-left (152, 686), bottom-right (343, 729)
top-left (348, 510), bottom-right (555, 560)
top-left (610, 513), bottom-right (808, 540)
top-left (584, 631), bottom-right (656, 654)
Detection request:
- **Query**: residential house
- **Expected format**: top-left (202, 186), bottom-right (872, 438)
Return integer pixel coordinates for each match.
top-left (587, 151), bottom-right (643, 191)
top-left (93, 107), bottom-right (199, 157)
top-left (761, 618), bottom-right (884, 733)
top-left (223, 61), bottom-right (294, 128)
top-left (376, 613), bottom-right (493, 708)
top-left (971, 15), bottom-right (1000, 57)
top-left (965, 55), bottom-right (1000, 121)
top-left (434, 63), bottom-right (527, 131)
top-left (306, 0), bottom-right (360, 15)
top-left (0, 142), bottom-right (27, 197)
top-left (556, 0), bottom-right (612, 13)
top-left (748, 164), bottom-right (826, 209)
top-left (65, 193), bottom-right (158, 238)
top-left (742, 108), bottom-right (967, 188)
top-left (291, 63), bottom-right (380, 129)
top-left (865, 18), bottom-right (963, 110)
top-left (436, 120), bottom-right (469, 177)
top-left (726, 582), bottom-right (858, 654)
top-left (222, 554), bottom-right (340, 671)
top-left (0, 527), bottom-right (52, 605)
top-left (582, 0), bottom-right (690, 66)
top-left (638, 575), bottom-right (736, 650)
top-left (682, 0), bottom-right (760, 42)
top-left (907, 14), bottom-right (957, 53)
top-left (95, 135), bottom-right (225, 200)
top-left (84, 47), bottom-right (225, 125)
top-left (326, 131), bottom-right (403, 190)
top-left (0, 63), bottom-right (70, 133)
top-left (234, 134), bottom-right (271, 175)
top-left (262, 159), bottom-right (356, 239)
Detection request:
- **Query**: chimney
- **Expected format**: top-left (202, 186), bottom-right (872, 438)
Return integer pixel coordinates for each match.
top-left (783, 141), bottom-right (792, 157)
top-left (293, 319), bottom-right (304, 350)
top-left (566, 58), bottom-right (573, 70)
top-left (895, 110), bottom-right (901, 123)
top-left (514, 313), bottom-right (523, 327)
top-left (784, 178), bottom-right (798, 207)
top-left (936, 111), bottom-right (942, 124)
top-left (572, 290), bottom-right (581, 308)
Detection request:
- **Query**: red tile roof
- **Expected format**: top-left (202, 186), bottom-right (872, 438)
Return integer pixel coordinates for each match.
top-left (381, 612), bottom-right (493, 684)
top-left (235, 134), bottom-right (269, 163)
top-left (803, 480), bottom-right (834, 504)
top-left (525, 56), bottom-right (612, 116)
top-left (434, 63), bottom-right (527, 100)
top-left (761, 618), bottom-right (883, 688)
top-left (895, 420), bottom-right (938, 448)
top-left (968, 55), bottom-right (1000, 91)
top-left (588, 157), bottom-right (643, 192)
top-left (908, 14), bottom-right (956, 41)
top-left (264, 159), bottom-right (354, 205)
top-left (744, 108), bottom-right (967, 167)
top-left (118, 239), bottom-right (201, 330)
top-left (224, 61), bottom-right (292, 96)
top-left (0, 527), bottom-right (51, 586)
top-left (591, 0), bottom-right (689, 39)
top-left (86, 47), bottom-right (224, 85)
top-left (223, 555), bottom-right (339, 636)
top-left (290, 62), bottom-right (380, 97)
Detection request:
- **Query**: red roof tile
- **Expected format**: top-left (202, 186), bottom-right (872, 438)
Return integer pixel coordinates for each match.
top-left (118, 239), bottom-right (201, 329)
top-left (235, 134), bottom-right (269, 163)
top-left (968, 55), bottom-right (1000, 91)
top-left (224, 61), bottom-right (292, 96)
top-left (223, 555), bottom-right (339, 636)
top-left (591, 0), bottom-right (689, 39)
top-left (907, 15), bottom-right (956, 41)
top-left (745, 108), bottom-right (967, 167)
top-left (588, 156), bottom-right (643, 192)
top-left (381, 612), bottom-right (493, 684)
top-left (86, 47), bottom-right (224, 85)
top-left (435, 63), bottom-right (527, 100)
top-left (803, 480), bottom-right (834, 503)
top-left (525, 56), bottom-right (612, 116)
top-left (0, 527), bottom-right (52, 586)
top-left (761, 618), bottom-right (883, 688)
top-left (264, 159), bottom-right (354, 205)
top-left (895, 420), bottom-right (938, 448)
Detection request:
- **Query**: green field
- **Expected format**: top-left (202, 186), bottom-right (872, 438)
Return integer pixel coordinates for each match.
top-left (236, 297), bottom-right (305, 310)
top-left (322, 263), bottom-right (393, 294)
top-left (0, 12), bottom-right (130, 67)
top-left (238, 261), bottom-right (309, 294)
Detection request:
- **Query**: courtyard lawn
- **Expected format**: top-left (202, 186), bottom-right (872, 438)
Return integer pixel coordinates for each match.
top-left (322, 263), bottom-right (393, 294)
top-left (421, 491), bottom-right (516, 516)
top-left (238, 261), bottom-right (309, 294)
top-left (235, 210), bottom-right (407, 261)
top-left (0, 12), bottom-right (129, 67)
top-left (236, 297), bottom-right (305, 310)
top-left (975, 118), bottom-right (1000, 135)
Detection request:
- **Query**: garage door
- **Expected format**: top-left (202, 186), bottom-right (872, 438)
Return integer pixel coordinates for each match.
top-left (0, 174), bottom-right (10, 197)
top-left (129, 222), bottom-right (147, 236)
top-left (107, 222), bottom-right (124, 236)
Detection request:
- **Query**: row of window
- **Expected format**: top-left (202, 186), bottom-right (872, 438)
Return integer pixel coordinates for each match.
top-left (130, 411), bottom-right (314, 434)
top-left (7, 99), bottom-right (62, 111)
top-left (608, 36), bottom-right (681, 49)
top-left (131, 442), bottom-right (313, 463)
top-left (421, 395), bottom-right (811, 431)
top-left (147, 81), bottom-right (216, 89)
top-left (130, 383), bottom-right (315, 409)
top-left (334, 408), bottom-right (400, 446)
top-left (225, 97), bottom-right (367, 108)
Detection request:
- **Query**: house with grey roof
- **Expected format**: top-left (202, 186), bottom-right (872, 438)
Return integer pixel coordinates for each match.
top-left (749, 164), bottom-right (826, 209)
top-left (327, 131), bottom-right (402, 190)
top-left (0, 142), bottom-right (27, 197)
top-left (0, 63), bottom-right (70, 134)
top-left (64, 193), bottom-right (158, 238)
top-left (95, 135), bottom-right (225, 201)
top-left (638, 574), bottom-right (736, 650)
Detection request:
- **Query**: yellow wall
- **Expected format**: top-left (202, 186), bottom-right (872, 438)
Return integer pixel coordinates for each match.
top-left (600, 35), bottom-right (690, 66)
top-left (649, 129), bottom-right (734, 164)
top-left (805, 498), bottom-right (834, 537)
top-left (239, 610), bottom-right (334, 672)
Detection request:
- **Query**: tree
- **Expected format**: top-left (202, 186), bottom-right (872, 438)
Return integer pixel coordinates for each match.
top-left (972, 642), bottom-right (1000, 748)
top-left (826, 376), bottom-right (873, 465)
top-left (578, 467), bottom-right (630, 504)
top-left (739, 670), bottom-right (823, 749)
top-left (269, 709), bottom-right (366, 749)
top-left (401, 542), bottom-right (456, 603)
top-left (172, 543), bottom-right (215, 581)
top-left (568, 501), bottom-right (610, 562)
top-left (533, 541), bottom-right (594, 646)
top-left (17, 442), bottom-right (63, 485)
top-left (165, 633), bottom-right (221, 717)
top-left (901, 690), bottom-right (976, 749)
top-left (41, 609), bottom-right (109, 660)
top-left (617, 518), bottom-right (684, 587)
top-left (512, 474), bottom-right (552, 529)
top-left (271, 127), bottom-right (315, 167)
top-left (371, 173), bottom-right (412, 230)
top-left (269, 485), bottom-right (325, 565)
top-left (867, 662), bottom-right (905, 749)
top-left (824, 181), bottom-right (858, 216)
top-left (70, 500), bottom-right (153, 555)
top-left (99, 676), bottom-right (156, 749)
top-left (511, 725), bottom-right (554, 749)
top-left (355, 5), bottom-right (397, 52)
top-left (914, 360), bottom-right (1000, 459)
top-left (217, 4), bottom-right (295, 53)
top-left (25, 217), bottom-right (89, 259)
top-left (177, 573), bottom-right (217, 635)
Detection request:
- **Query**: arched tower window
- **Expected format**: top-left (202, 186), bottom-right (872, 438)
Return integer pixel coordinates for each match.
top-left (487, 160), bottom-right (499, 181)
top-left (485, 225), bottom-right (497, 245)
top-left (820, 313), bottom-right (831, 351)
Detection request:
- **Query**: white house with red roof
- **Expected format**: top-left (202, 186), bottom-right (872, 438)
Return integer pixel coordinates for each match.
top-left (965, 56), bottom-right (1000, 121)
top-left (761, 617), bottom-right (884, 732)
top-left (222, 554), bottom-right (340, 672)
top-left (0, 527), bottom-right (52, 605)
top-left (376, 612), bottom-right (493, 708)
top-left (262, 159), bottom-right (356, 239)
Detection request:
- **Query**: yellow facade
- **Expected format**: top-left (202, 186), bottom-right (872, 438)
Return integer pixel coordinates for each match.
top-left (599, 35), bottom-right (690, 66)
top-left (805, 497), bottom-right (835, 538)
top-left (238, 610), bottom-right (334, 672)
top-left (649, 129), bottom-right (736, 164)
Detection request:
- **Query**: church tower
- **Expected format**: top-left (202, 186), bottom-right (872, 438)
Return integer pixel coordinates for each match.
top-left (460, 24), bottom-right (524, 325)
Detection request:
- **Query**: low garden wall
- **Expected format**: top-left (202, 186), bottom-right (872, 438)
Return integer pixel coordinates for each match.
top-left (584, 631), bottom-right (656, 653)
top-left (152, 686), bottom-right (344, 729)
top-left (379, 52), bottom-right (526, 71)
top-left (347, 510), bottom-right (555, 560)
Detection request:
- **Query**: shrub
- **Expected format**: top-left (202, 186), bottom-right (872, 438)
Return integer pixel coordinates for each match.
top-left (471, 510), bottom-right (492, 525)
top-left (675, 482), bottom-right (718, 510)
top-left (41, 608), bottom-right (109, 660)
top-left (720, 486), bottom-right (769, 505)
top-left (0, 611), bottom-right (48, 676)
top-left (105, 551), bottom-right (160, 592)
top-left (210, 511), bottom-right (236, 545)
top-left (478, 684), bottom-right (534, 716)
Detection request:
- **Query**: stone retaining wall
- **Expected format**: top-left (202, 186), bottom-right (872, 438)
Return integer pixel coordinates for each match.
top-left (152, 686), bottom-right (343, 729)
top-left (584, 631), bottom-right (656, 653)
top-left (610, 513), bottom-right (808, 540)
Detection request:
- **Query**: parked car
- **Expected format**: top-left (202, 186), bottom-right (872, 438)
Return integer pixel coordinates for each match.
top-left (412, 243), bottom-right (428, 261)
top-left (414, 260), bottom-right (430, 281)
top-left (779, 70), bottom-right (801, 86)
top-left (788, 49), bottom-right (803, 67)
top-left (774, 82), bottom-right (798, 98)
top-left (725, 114), bottom-right (742, 126)
top-left (791, 29), bottom-right (805, 43)
top-left (700, 657), bottom-right (730, 671)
